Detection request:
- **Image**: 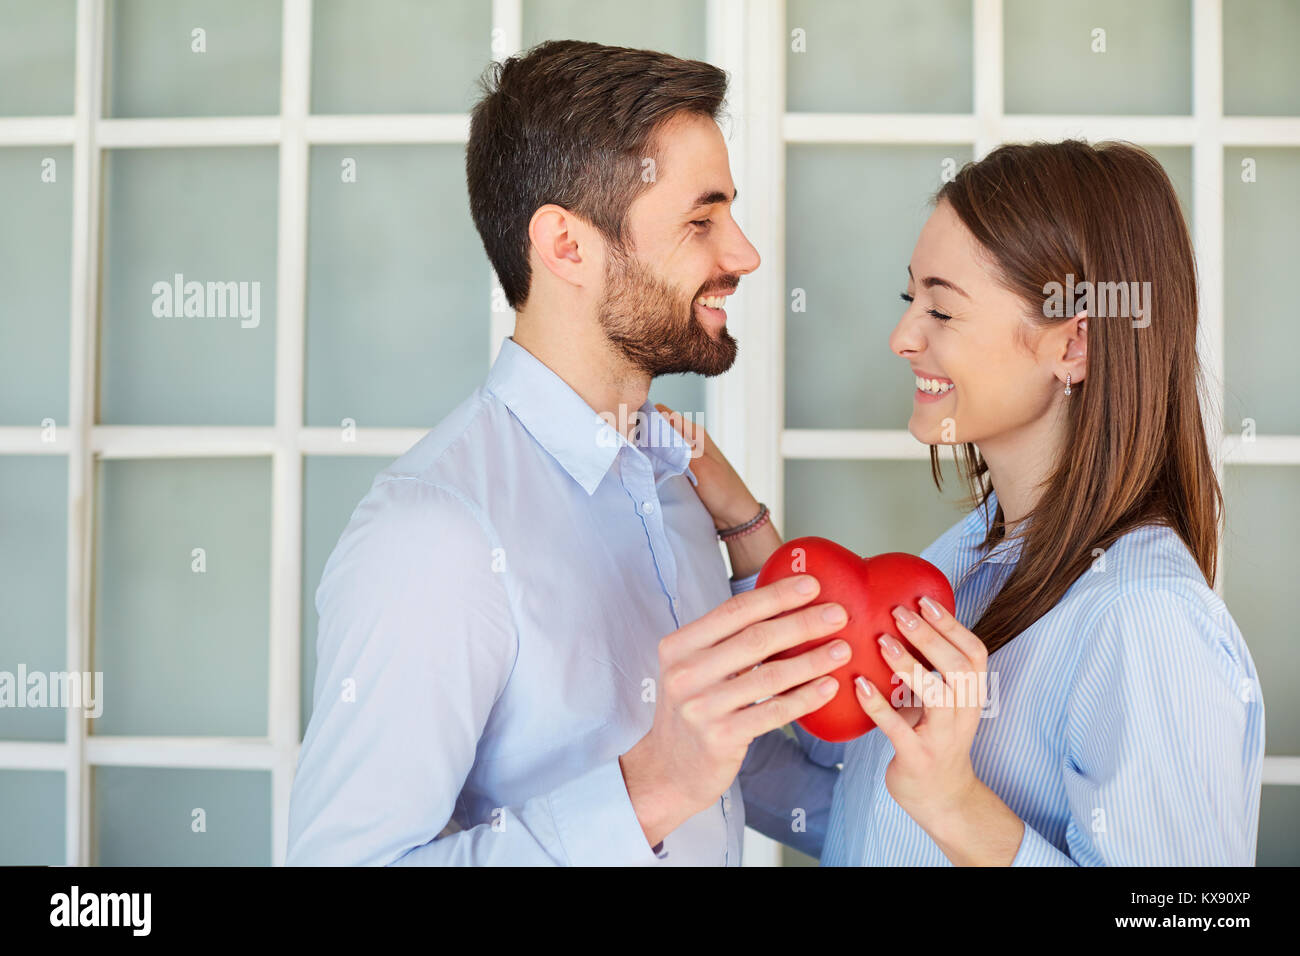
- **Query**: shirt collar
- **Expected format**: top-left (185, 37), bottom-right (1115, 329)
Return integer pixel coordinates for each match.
top-left (485, 336), bottom-right (698, 496)
top-left (961, 487), bottom-right (1027, 565)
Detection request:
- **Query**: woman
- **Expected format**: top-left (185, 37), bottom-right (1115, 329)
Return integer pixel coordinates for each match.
top-left (661, 140), bottom-right (1265, 866)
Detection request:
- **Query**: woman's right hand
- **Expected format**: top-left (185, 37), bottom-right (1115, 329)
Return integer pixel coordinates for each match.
top-left (655, 402), bottom-right (762, 530)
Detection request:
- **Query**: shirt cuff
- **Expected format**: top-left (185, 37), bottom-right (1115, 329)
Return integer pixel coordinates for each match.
top-left (730, 571), bottom-right (760, 595)
top-left (1011, 820), bottom-right (1076, 866)
top-left (547, 755), bottom-right (663, 866)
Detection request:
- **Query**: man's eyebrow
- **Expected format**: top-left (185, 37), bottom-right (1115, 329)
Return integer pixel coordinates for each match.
top-left (907, 263), bottom-right (969, 298)
top-left (687, 187), bottom-right (737, 211)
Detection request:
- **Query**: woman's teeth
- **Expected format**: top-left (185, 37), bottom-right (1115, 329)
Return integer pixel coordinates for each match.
top-left (915, 376), bottom-right (955, 395)
top-left (696, 295), bottom-right (728, 309)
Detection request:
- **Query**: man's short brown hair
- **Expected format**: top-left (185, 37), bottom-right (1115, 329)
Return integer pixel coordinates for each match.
top-left (466, 40), bottom-right (728, 310)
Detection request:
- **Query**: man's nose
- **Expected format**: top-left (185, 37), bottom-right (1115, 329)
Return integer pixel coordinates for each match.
top-left (721, 219), bottom-right (761, 276)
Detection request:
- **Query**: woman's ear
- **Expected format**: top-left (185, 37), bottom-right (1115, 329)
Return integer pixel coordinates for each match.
top-left (1063, 310), bottom-right (1088, 382)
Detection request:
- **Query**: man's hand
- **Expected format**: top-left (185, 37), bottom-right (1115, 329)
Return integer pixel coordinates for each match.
top-left (619, 574), bottom-right (850, 848)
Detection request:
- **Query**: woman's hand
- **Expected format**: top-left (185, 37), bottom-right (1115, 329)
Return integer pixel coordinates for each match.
top-left (853, 595), bottom-right (989, 827)
top-left (655, 402), bottom-right (761, 530)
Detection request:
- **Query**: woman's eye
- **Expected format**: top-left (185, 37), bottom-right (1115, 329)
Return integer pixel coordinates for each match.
top-left (900, 292), bottom-right (950, 321)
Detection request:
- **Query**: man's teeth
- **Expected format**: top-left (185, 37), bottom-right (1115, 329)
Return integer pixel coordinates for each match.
top-left (915, 376), bottom-right (955, 394)
top-left (696, 295), bottom-right (727, 309)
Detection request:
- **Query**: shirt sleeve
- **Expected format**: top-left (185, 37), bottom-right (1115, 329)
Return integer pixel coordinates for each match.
top-left (1012, 586), bottom-right (1264, 867)
top-left (738, 729), bottom-right (839, 860)
top-left (730, 571), bottom-right (759, 595)
top-left (286, 477), bottom-right (660, 866)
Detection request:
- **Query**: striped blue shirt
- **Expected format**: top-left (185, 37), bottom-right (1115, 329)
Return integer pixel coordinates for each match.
top-left (734, 490), bottom-right (1265, 865)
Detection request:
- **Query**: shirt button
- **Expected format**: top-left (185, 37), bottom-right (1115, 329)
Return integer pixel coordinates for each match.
top-left (640, 501), bottom-right (655, 515)
top-left (722, 795), bottom-right (732, 813)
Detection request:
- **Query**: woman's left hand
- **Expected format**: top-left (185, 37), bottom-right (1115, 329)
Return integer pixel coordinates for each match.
top-left (654, 402), bottom-right (761, 530)
top-left (854, 595), bottom-right (991, 828)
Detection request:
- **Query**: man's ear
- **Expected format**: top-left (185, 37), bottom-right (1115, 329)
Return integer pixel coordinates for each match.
top-left (528, 203), bottom-right (593, 291)
top-left (1062, 309), bottom-right (1088, 383)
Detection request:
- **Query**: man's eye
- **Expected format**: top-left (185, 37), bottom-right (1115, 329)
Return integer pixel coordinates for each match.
top-left (690, 219), bottom-right (712, 229)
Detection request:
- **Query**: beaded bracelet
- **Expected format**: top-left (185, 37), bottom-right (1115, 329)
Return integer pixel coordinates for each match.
top-left (717, 502), bottom-right (770, 542)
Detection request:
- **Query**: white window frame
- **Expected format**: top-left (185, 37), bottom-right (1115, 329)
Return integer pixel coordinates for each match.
top-left (0, 0), bottom-right (1295, 869)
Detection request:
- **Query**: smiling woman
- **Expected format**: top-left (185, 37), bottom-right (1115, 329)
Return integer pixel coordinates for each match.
top-left (683, 138), bottom-right (1265, 867)
top-left (910, 140), bottom-right (1218, 655)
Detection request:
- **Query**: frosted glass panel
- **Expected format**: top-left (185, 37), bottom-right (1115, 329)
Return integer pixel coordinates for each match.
top-left (105, 0), bottom-right (281, 117)
top-left (306, 145), bottom-right (488, 428)
top-left (523, 0), bottom-right (705, 60)
top-left (1004, 0), bottom-right (1191, 115)
top-left (100, 148), bottom-right (278, 426)
top-left (786, 144), bottom-right (973, 429)
top-left (0, 770), bottom-right (64, 864)
top-left (311, 0), bottom-right (490, 114)
top-left (92, 458), bottom-right (270, 737)
top-left (1223, 0), bottom-right (1300, 116)
top-left (94, 766), bottom-right (270, 865)
top-left (0, 457), bottom-right (67, 742)
top-left (1222, 465), bottom-right (1298, 756)
top-left (301, 455), bottom-right (389, 739)
top-left (784, 458), bottom-right (974, 559)
top-left (1257, 785), bottom-right (1300, 865)
top-left (0, 147), bottom-right (71, 425)
top-left (787, 0), bottom-right (972, 113)
top-left (1224, 148), bottom-right (1300, 434)
top-left (649, 373), bottom-right (705, 425)
top-left (0, 0), bottom-right (76, 115)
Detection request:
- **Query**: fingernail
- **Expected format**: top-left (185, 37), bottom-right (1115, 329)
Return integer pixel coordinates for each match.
top-left (855, 676), bottom-right (873, 697)
top-left (795, 576), bottom-right (818, 594)
top-left (828, 639), bottom-right (850, 660)
top-left (818, 677), bottom-right (838, 696)
top-left (892, 606), bottom-right (920, 630)
top-left (822, 605), bottom-right (847, 625)
top-left (919, 595), bottom-right (943, 620)
top-left (878, 634), bottom-right (902, 658)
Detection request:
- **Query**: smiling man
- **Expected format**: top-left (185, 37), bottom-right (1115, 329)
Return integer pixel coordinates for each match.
top-left (285, 40), bottom-right (846, 866)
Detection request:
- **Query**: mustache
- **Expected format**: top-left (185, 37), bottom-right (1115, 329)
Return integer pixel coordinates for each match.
top-left (697, 276), bottom-right (742, 297)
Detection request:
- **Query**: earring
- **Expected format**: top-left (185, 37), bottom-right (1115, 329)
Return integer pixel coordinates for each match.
top-left (1065, 373), bottom-right (1072, 396)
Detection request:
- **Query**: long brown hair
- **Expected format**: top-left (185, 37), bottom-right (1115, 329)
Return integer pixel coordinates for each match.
top-left (932, 140), bottom-right (1222, 655)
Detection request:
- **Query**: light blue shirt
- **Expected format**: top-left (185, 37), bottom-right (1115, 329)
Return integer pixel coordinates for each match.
top-left (735, 489), bottom-right (1266, 865)
top-left (286, 336), bottom-right (837, 866)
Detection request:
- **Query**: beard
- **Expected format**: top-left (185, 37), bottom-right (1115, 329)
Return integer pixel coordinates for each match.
top-left (595, 243), bottom-right (739, 378)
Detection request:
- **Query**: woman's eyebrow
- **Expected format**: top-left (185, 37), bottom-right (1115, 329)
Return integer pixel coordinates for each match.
top-left (907, 263), bottom-right (970, 298)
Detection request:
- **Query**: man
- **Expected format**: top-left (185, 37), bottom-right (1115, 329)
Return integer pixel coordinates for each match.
top-left (286, 40), bottom-right (847, 866)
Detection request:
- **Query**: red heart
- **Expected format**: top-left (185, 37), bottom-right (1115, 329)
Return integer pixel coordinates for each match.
top-left (755, 536), bottom-right (956, 742)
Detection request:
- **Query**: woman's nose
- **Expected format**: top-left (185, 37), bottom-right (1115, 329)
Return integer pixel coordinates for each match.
top-left (889, 311), bottom-right (923, 358)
